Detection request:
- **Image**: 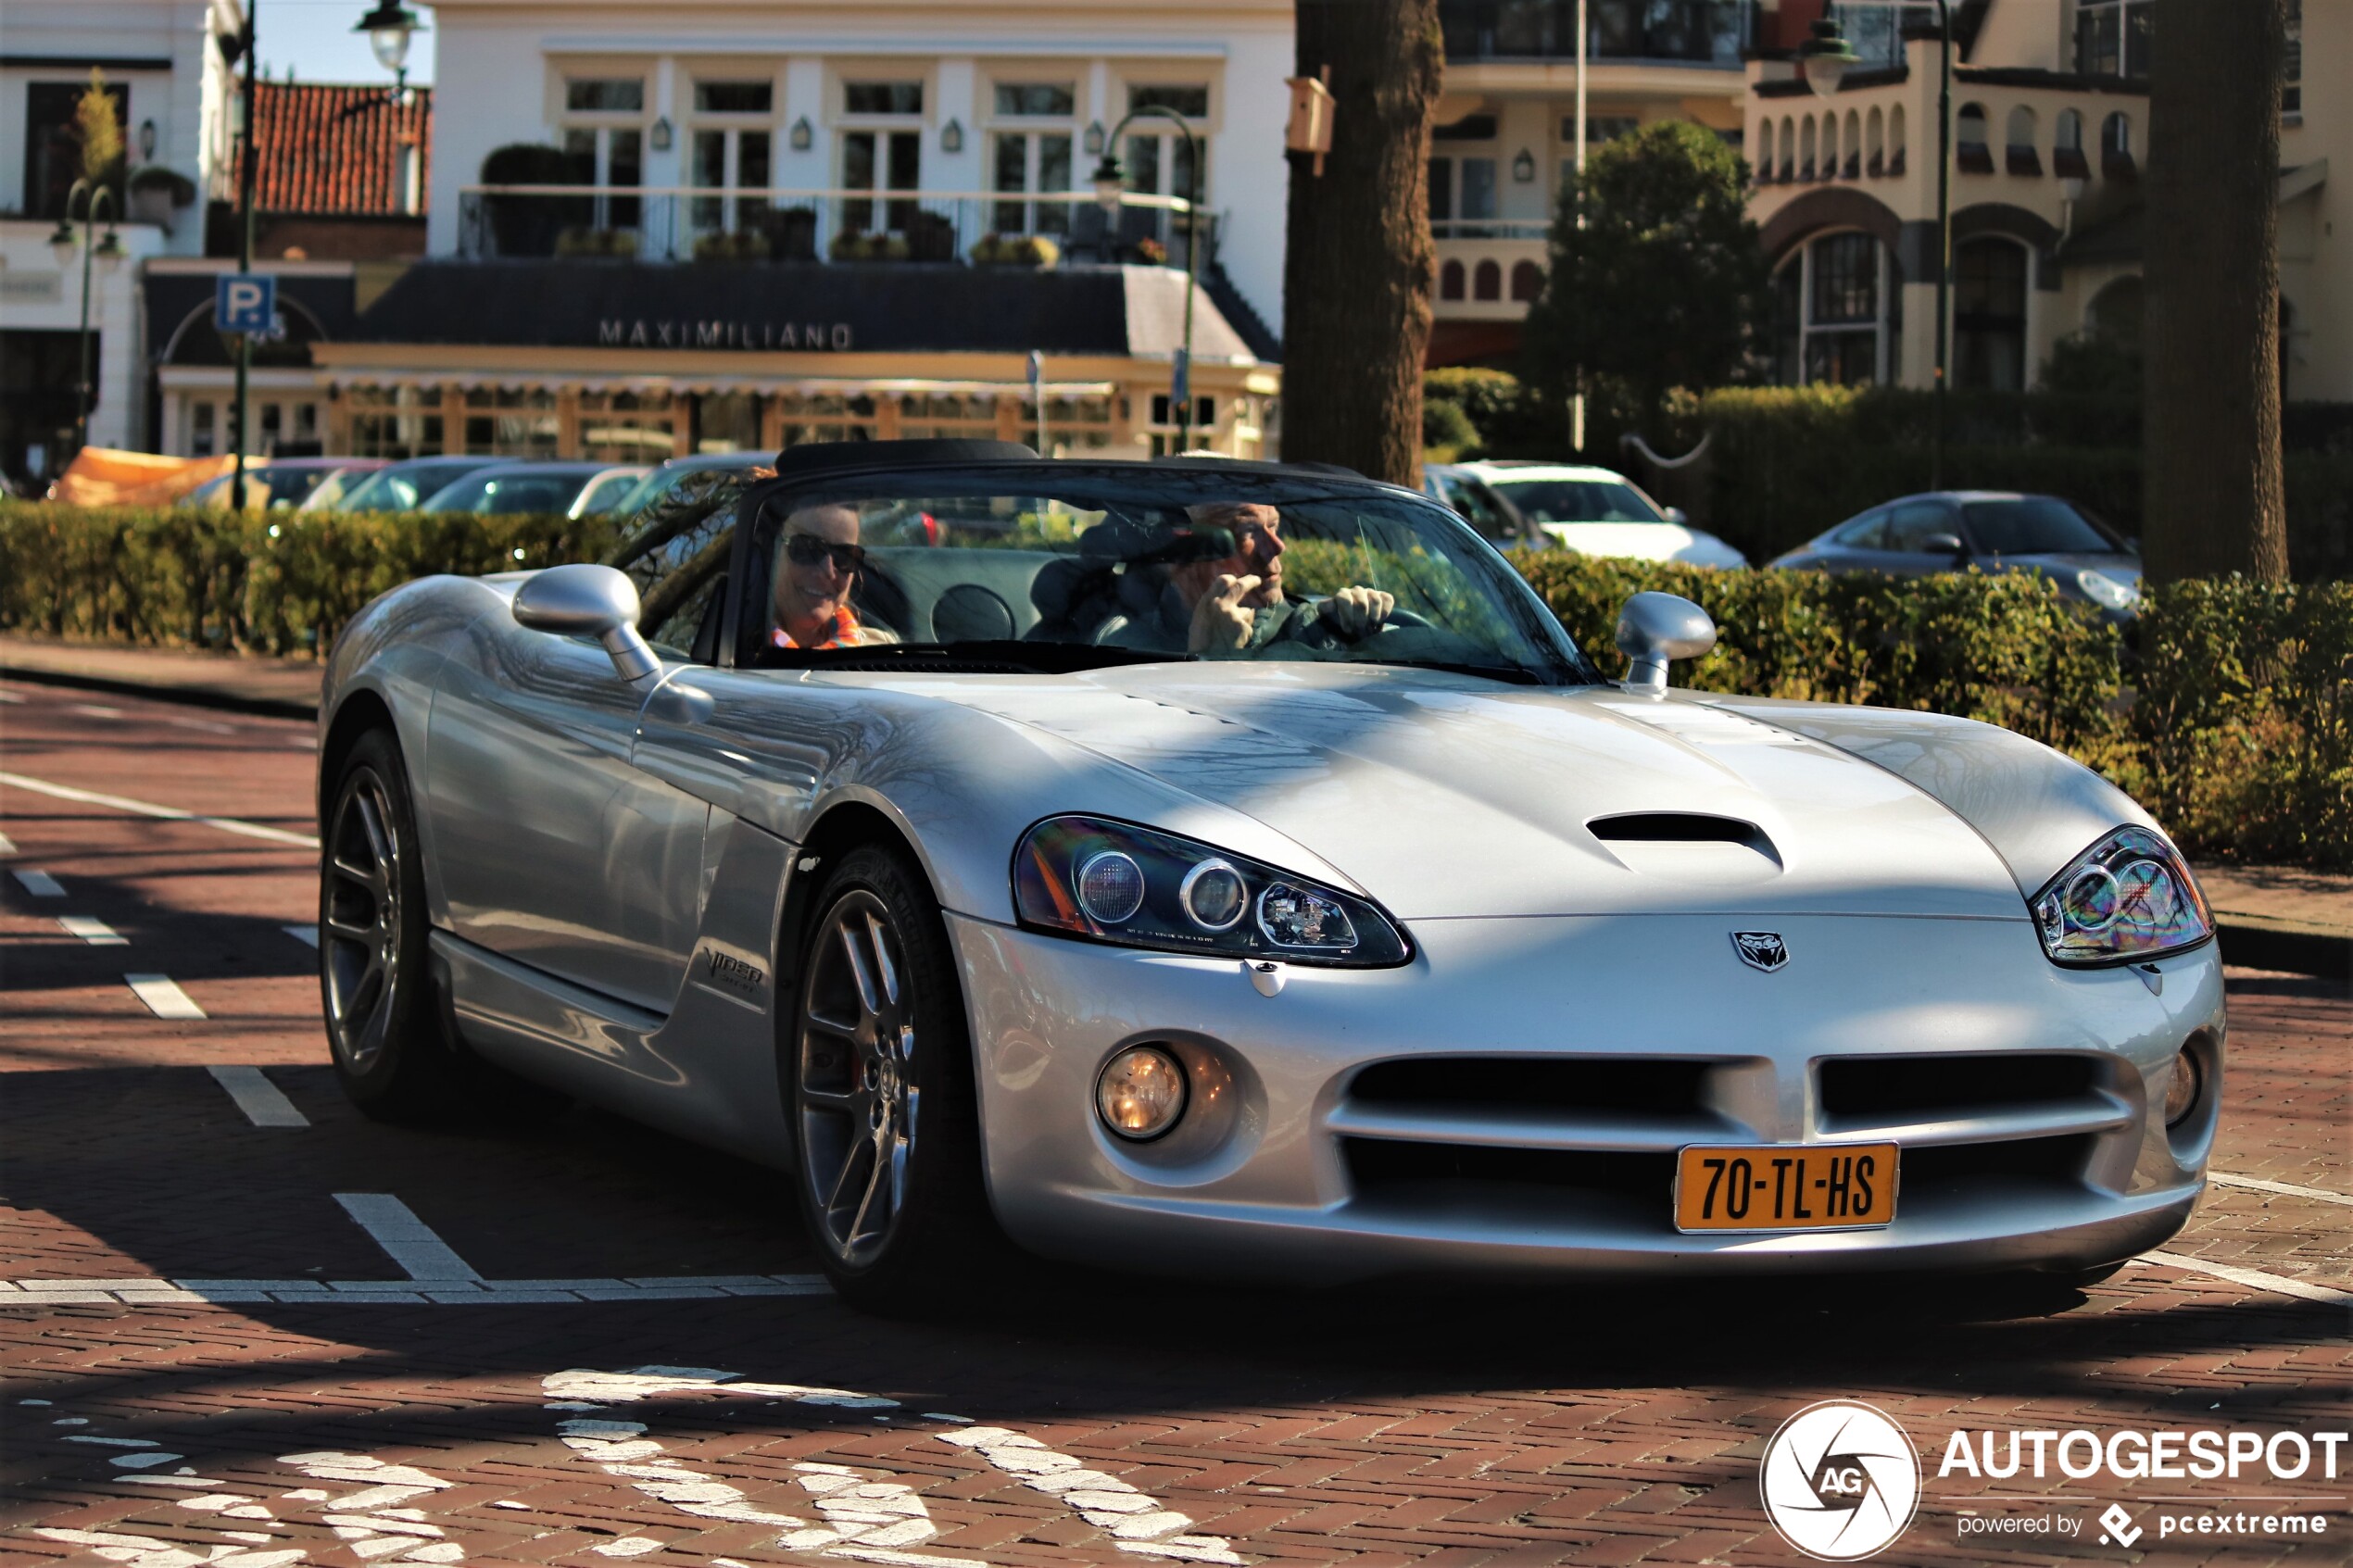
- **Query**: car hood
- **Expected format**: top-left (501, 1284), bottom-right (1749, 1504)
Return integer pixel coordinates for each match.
top-left (1534, 521), bottom-right (1747, 568)
top-left (941, 663), bottom-right (2026, 922)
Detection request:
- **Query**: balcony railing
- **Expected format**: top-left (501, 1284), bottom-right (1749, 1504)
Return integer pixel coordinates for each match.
top-left (1440, 0), bottom-right (1754, 64)
top-left (455, 186), bottom-right (1208, 269)
top-left (1430, 218), bottom-right (1551, 241)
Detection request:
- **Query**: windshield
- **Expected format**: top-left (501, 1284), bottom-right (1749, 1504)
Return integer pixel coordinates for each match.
top-left (578, 470), bottom-right (644, 516)
top-left (655, 466), bottom-right (1593, 684)
top-left (1961, 497), bottom-right (2117, 556)
top-left (338, 460), bottom-right (493, 512)
top-left (1487, 477), bottom-right (1667, 525)
top-left (422, 469), bottom-right (595, 515)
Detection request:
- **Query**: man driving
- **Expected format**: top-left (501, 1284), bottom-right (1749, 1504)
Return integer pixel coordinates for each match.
top-left (771, 502), bottom-right (897, 649)
top-left (1114, 501), bottom-right (1395, 655)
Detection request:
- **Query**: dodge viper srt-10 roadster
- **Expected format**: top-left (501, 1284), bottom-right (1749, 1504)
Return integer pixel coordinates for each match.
top-left (314, 440), bottom-right (2221, 1307)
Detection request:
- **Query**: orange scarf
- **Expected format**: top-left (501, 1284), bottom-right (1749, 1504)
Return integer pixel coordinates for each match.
top-left (772, 605), bottom-right (863, 649)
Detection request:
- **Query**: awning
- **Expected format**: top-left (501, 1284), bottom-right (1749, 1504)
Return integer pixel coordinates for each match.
top-left (321, 370), bottom-right (1118, 397)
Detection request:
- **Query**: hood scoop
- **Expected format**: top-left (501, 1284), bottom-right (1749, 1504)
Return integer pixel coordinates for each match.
top-left (1588, 812), bottom-right (1783, 884)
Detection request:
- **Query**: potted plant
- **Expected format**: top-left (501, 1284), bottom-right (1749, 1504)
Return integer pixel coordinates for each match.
top-left (557, 226), bottom-right (641, 258)
top-left (477, 143), bottom-right (590, 257)
top-left (693, 229), bottom-right (771, 262)
top-left (829, 231), bottom-right (911, 262)
top-left (969, 232), bottom-right (1062, 269)
top-left (126, 165), bottom-right (197, 228)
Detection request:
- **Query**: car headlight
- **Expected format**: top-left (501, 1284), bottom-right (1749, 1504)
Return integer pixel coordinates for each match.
top-left (2032, 826), bottom-right (2212, 966)
top-left (2075, 569), bottom-right (2140, 612)
top-left (1013, 815), bottom-right (1410, 967)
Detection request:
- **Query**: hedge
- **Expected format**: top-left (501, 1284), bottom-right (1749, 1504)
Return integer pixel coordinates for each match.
top-left (3, 503), bottom-right (2346, 869)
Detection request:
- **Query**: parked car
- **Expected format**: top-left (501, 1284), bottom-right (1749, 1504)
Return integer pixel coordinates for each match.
top-left (304, 457), bottom-right (502, 514)
top-left (1446, 460), bottom-right (1747, 567)
top-left (418, 461), bottom-right (649, 519)
top-left (605, 452), bottom-right (775, 526)
top-left (1769, 491), bottom-right (2143, 621)
top-left (181, 458), bottom-right (386, 511)
top-left (317, 440), bottom-right (2220, 1309)
top-left (1422, 462), bottom-right (1548, 551)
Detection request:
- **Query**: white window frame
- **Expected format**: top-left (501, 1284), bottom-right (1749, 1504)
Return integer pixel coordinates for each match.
top-left (986, 80), bottom-right (1079, 237)
top-left (1778, 230), bottom-right (1894, 386)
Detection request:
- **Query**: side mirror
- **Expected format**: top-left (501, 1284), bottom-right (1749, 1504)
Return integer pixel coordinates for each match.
top-left (1663, 506), bottom-right (1690, 527)
top-left (1920, 532), bottom-right (1969, 559)
top-left (1614, 591), bottom-right (1716, 695)
top-left (511, 563), bottom-right (661, 682)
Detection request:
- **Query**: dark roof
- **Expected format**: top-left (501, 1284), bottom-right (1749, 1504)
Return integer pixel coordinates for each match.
top-left (349, 260), bottom-right (1265, 361)
top-left (250, 81), bottom-right (431, 216)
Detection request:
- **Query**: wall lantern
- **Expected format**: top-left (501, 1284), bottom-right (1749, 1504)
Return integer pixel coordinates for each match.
top-left (138, 119), bottom-right (158, 161)
top-left (1511, 147), bottom-right (1536, 182)
top-left (1083, 119), bottom-right (1106, 156)
top-left (941, 118), bottom-right (963, 154)
top-left (790, 116), bottom-right (813, 152)
top-left (649, 116), bottom-right (673, 152)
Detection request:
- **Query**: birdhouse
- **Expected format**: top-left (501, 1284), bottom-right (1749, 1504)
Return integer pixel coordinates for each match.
top-left (1285, 73), bottom-right (1335, 174)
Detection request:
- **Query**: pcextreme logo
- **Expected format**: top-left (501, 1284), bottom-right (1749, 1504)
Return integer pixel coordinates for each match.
top-left (1759, 1400), bottom-right (1923, 1561)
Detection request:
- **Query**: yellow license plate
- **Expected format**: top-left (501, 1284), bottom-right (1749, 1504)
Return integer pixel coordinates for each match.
top-left (1673, 1143), bottom-right (1899, 1233)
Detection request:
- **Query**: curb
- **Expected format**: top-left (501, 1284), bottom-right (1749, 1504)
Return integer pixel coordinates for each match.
top-left (2218, 921), bottom-right (2352, 985)
top-left (0, 661), bottom-right (318, 722)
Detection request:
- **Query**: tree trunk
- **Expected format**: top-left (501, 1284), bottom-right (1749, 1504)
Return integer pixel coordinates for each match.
top-left (2142, 0), bottom-right (2289, 583)
top-left (1280, 0), bottom-right (1442, 487)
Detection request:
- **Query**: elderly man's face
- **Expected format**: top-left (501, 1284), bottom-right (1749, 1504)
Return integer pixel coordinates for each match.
top-left (1179, 502), bottom-right (1285, 608)
top-left (774, 503), bottom-right (863, 629)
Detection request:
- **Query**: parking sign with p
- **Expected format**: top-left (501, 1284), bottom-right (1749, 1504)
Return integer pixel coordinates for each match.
top-left (215, 272), bottom-right (275, 335)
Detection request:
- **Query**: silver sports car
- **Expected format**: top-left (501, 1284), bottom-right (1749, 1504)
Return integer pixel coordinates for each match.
top-left (315, 440), bottom-right (2223, 1308)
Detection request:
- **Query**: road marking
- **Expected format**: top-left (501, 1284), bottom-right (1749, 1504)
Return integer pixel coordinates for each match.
top-left (282, 1450), bottom-right (462, 1564)
top-left (168, 717), bottom-right (238, 735)
top-left (2, 1274), bottom-right (829, 1306)
top-left (13, 868), bottom-right (65, 897)
top-left (285, 923), bottom-right (321, 948)
top-left (72, 703), bottom-right (126, 719)
top-left (2136, 1250), bottom-right (2353, 1307)
top-left (334, 1193), bottom-right (484, 1282)
top-left (0, 771), bottom-right (321, 850)
top-left (2209, 1172), bottom-right (2353, 1207)
top-left (941, 1426), bottom-right (1241, 1562)
top-left (126, 974), bottom-right (206, 1020)
top-left (208, 1066), bottom-right (309, 1128)
top-left (0, 689), bottom-right (21, 702)
top-left (0, 830), bottom-right (16, 853)
top-left (59, 915), bottom-right (128, 946)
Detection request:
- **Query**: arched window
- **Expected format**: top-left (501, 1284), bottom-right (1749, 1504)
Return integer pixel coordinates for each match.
top-left (1866, 107), bottom-right (1884, 176)
top-left (1755, 119), bottom-right (1776, 182)
top-left (1473, 258), bottom-right (1502, 300)
top-left (2100, 111), bottom-right (2135, 177)
top-left (1889, 105), bottom-right (1906, 175)
top-left (1957, 103), bottom-right (1993, 172)
top-left (1955, 236), bottom-right (2029, 391)
top-left (2054, 108), bottom-right (2087, 180)
top-left (1509, 259), bottom-right (1543, 302)
top-left (1779, 116), bottom-right (1796, 181)
top-left (2005, 106), bottom-right (2040, 174)
top-left (1439, 258), bottom-right (1466, 301)
top-left (1774, 230), bottom-right (1901, 386)
top-left (1842, 110), bottom-right (1861, 178)
top-left (1799, 116), bottom-right (1817, 182)
top-left (1821, 115), bottom-right (1839, 182)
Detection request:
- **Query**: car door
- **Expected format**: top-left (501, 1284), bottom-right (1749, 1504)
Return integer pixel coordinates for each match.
top-left (422, 562), bottom-right (714, 1017)
top-left (1878, 498), bottom-right (1968, 577)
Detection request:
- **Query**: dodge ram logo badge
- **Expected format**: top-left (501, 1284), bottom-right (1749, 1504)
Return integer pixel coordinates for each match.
top-left (1732, 932), bottom-right (1790, 972)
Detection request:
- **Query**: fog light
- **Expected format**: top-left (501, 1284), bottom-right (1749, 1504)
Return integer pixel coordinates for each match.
top-left (1096, 1045), bottom-right (1188, 1140)
top-left (2162, 1047), bottom-right (2202, 1127)
top-left (1075, 850), bottom-right (1145, 924)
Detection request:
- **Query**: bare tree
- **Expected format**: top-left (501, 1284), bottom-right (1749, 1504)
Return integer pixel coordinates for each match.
top-left (1279, 0), bottom-right (1443, 487)
top-left (2143, 0), bottom-right (2289, 582)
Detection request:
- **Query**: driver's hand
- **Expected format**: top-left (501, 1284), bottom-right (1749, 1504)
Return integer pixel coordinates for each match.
top-left (1189, 573), bottom-right (1261, 653)
top-left (1320, 585), bottom-right (1396, 639)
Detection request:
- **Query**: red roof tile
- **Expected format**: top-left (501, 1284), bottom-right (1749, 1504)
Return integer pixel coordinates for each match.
top-left (248, 80), bottom-right (432, 216)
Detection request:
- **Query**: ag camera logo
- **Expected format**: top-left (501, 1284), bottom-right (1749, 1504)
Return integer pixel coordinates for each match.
top-left (1761, 1400), bottom-right (1922, 1560)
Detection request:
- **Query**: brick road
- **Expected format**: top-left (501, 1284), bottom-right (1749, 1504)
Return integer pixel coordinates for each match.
top-left (3, 676), bottom-right (2347, 1568)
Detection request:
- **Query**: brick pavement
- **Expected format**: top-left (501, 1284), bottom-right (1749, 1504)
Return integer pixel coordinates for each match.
top-left (3, 676), bottom-right (2348, 1568)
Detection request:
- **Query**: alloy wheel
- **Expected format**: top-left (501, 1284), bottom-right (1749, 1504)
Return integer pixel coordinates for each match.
top-left (797, 890), bottom-right (919, 1268)
top-left (322, 767), bottom-right (404, 1071)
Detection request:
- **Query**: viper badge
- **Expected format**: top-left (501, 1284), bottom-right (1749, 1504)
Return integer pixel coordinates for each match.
top-left (1732, 932), bottom-right (1790, 972)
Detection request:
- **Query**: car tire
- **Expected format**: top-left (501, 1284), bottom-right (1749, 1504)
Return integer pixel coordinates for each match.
top-left (789, 842), bottom-right (1007, 1311)
top-left (320, 727), bottom-right (467, 1122)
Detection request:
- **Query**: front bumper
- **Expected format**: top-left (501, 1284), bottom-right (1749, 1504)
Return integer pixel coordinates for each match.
top-left (947, 910), bottom-right (2224, 1285)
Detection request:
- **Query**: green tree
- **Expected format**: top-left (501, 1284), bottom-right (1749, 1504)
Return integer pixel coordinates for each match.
top-left (74, 68), bottom-right (126, 197)
top-left (1520, 120), bottom-right (1767, 440)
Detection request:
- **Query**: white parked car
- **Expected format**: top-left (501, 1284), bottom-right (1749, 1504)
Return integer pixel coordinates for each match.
top-left (1451, 460), bottom-right (1748, 568)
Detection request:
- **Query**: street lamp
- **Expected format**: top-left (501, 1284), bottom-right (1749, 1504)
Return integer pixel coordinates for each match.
top-left (51, 179), bottom-right (123, 456)
top-left (1802, 6), bottom-right (1951, 490)
top-left (1091, 104), bottom-right (1201, 453)
top-left (353, 1), bottom-right (426, 96)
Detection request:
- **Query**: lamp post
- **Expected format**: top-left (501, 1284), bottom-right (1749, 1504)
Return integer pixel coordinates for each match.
top-left (48, 179), bottom-right (124, 456)
top-left (354, 1), bottom-right (426, 99)
top-left (226, 0), bottom-right (258, 508)
top-left (1090, 105), bottom-right (1200, 453)
top-left (1803, 5), bottom-right (1950, 491)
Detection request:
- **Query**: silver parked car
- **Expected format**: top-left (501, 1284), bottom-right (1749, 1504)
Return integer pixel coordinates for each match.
top-left (316, 441), bottom-right (2221, 1308)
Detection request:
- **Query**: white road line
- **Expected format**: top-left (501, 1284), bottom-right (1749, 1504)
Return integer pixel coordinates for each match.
top-left (59, 915), bottom-right (128, 946)
top-left (126, 974), bottom-right (206, 1020)
top-left (168, 717), bottom-right (238, 735)
top-left (1, 1274), bottom-right (830, 1306)
top-left (2136, 1251), bottom-right (2353, 1307)
top-left (333, 1193), bottom-right (483, 1282)
top-left (2209, 1172), bottom-right (2353, 1207)
top-left (0, 771), bottom-right (321, 850)
top-left (940, 1426), bottom-right (1241, 1563)
top-left (0, 830), bottom-right (16, 853)
top-left (285, 923), bottom-right (321, 948)
top-left (208, 1066), bottom-right (310, 1128)
top-left (13, 868), bottom-right (65, 897)
top-left (0, 689), bottom-right (22, 702)
top-left (72, 703), bottom-right (126, 719)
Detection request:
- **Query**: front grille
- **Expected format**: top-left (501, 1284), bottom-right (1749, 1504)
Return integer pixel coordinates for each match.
top-left (1341, 1138), bottom-right (1675, 1216)
top-left (1818, 1053), bottom-right (2101, 1123)
top-left (1347, 1056), bottom-right (1712, 1117)
top-left (1900, 1135), bottom-right (2094, 1197)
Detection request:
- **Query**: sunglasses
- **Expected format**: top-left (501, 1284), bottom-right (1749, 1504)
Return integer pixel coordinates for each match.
top-left (785, 532), bottom-right (865, 572)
